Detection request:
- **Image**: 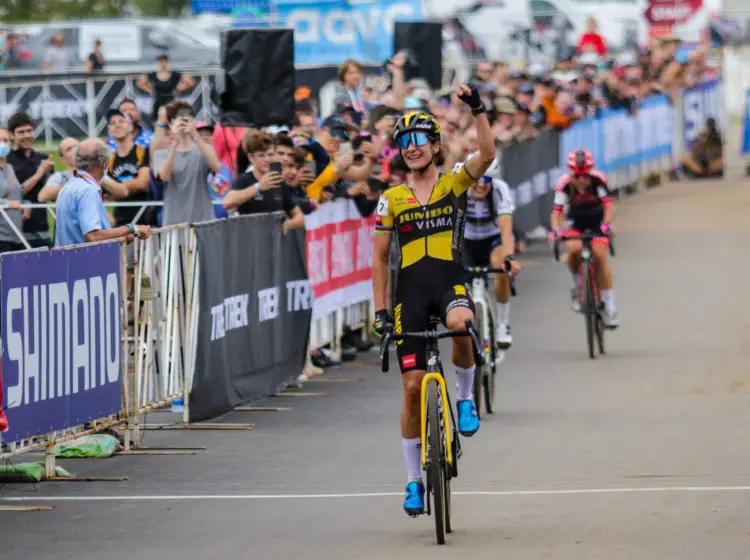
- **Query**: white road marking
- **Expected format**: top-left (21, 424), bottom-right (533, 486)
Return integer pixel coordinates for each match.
top-left (3, 486), bottom-right (750, 501)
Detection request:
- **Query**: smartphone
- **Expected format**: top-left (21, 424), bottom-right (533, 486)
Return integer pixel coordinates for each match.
top-left (339, 142), bottom-right (352, 157)
top-left (303, 159), bottom-right (316, 175)
top-left (269, 161), bottom-right (283, 175)
top-left (177, 108), bottom-right (193, 118)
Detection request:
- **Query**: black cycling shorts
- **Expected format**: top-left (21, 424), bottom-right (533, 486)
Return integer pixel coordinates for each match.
top-left (463, 235), bottom-right (503, 268)
top-left (392, 268), bottom-right (475, 374)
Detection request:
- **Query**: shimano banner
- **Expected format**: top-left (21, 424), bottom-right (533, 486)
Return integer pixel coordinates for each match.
top-left (501, 129), bottom-right (562, 235)
top-left (190, 215), bottom-right (312, 422)
top-left (1, 242), bottom-right (123, 444)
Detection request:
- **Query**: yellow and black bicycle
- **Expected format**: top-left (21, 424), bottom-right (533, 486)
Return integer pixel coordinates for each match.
top-left (380, 319), bottom-right (483, 545)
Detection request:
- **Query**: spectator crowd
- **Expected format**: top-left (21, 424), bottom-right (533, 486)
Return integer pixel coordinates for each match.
top-left (0, 30), bottom-right (723, 370)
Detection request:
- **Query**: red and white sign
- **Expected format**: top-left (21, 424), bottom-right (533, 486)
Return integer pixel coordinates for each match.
top-left (644, 0), bottom-right (702, 27)
top-left (305, 200), bottom-right (376, 321)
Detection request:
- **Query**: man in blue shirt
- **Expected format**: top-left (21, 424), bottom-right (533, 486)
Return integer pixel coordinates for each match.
top-left (56, 139), bottom-right (151, 247)
top-left (106, 98), bottom-right (153, 151)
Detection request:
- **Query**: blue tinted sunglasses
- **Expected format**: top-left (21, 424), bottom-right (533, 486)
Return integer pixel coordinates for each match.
top-left (397, 132), bottom-right (431, 149)
top-left (330, 128), bottom-right (349, 140)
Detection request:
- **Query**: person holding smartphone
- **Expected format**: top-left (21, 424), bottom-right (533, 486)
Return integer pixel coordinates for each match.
top-left (152, 101), bottom-right (222, 226)
top-left (223, 131), bottom-right (303, 228)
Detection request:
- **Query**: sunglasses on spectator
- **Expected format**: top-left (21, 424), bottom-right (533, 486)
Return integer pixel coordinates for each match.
top-left (329, 128), bottom-right (349, 140)
top-left (396, 132), bottom-right (431, 149)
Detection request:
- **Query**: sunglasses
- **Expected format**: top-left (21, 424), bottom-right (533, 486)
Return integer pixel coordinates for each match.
top-left (329, 128), bottom-right (349, 140)
top-left (397, 132), bottom-right (430, 149)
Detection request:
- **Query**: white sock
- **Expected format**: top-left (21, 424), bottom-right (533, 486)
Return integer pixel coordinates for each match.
top-left (496, 300), bottom-right (510, 325)
top-left (454, 364), bottom-right (476, 401)
top-left (402, 437), bottom-right (422, 482)
top-left (571, 272), bottom-right (580, 290)
top-left (601, 289), bottom-right (616, 312)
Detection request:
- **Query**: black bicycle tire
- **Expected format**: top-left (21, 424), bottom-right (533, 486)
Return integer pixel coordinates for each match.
top-left (595, 305), bottom-right (606, 355)
top-left (427, 380), bottom-right (446, 545)
top-left (582, 264), bottom-right (596, 360)
top-left (472, 311), bottom-right (483, 418)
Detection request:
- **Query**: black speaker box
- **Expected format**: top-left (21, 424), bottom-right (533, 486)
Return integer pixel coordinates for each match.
top-left (218, 28), bottom-right (295, 127)
top-left (393, 22), bottom-right (443, 91)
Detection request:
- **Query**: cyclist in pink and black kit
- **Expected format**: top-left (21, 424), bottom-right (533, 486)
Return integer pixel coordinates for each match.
top-left (549, 149), bottom-right (619, 328)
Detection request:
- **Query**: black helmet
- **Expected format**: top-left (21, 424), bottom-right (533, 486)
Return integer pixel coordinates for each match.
top-left (393, 110), bottom-right (441, 142)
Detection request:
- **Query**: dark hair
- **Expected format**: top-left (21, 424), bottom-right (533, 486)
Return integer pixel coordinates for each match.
top-left (289, 147), bottom-right (307, 168)
top-left (165, 101), bottom-right (195, 124)
top-left (274, 134), bottom-right (294, 149)
top-left (7, 111), bottom-right (33, 134)
top-left (243, 130), bottom-right (273, 155)
top-left (119, 97), bottom-right (137, 110)
top-left (295, 98), bottom-right (315, 114)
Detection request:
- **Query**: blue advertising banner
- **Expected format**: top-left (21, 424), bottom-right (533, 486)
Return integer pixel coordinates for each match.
top-left (194, 0), bottom-right (270, 14)
top-left (266, 0), bottom-right (422, 65)
top-left (560, 94), bottom-right (672, 177)
top-left (682, 79), bottom-right (726, 148)
top-left (742, 89), bottom-right (750, 156)
top-left (1, 242), bottom-right (123, 444)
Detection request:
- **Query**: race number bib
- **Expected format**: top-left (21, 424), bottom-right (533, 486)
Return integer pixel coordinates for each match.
top-left (377, 195), bottom-right (389, 216)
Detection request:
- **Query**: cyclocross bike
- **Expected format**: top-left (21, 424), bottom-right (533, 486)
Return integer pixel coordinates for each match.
top-left (380, 319), bottom-right (483, 546)
top-left (554, 231), bottom-right (615, 360)
top-left (464, 263), bottom-right (516, 418)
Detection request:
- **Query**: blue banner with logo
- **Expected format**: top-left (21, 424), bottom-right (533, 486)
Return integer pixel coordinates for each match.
top-left (560, 94), bottom-right (672, 178)
top-left (682, 79), bottom-right (726, 148)
top-left (742, 89), bottom-right (750, 155)
top-left (1, 243), bottom-right (123, 444)
top-left (256, 0), bottom-right (421, 65)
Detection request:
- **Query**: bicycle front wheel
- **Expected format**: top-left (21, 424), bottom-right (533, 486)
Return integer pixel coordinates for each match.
top-left (582, 264), bottom-right (596, 360)
top-left (472, 311), bottom-right (484, 419)
top-left (427, 380), bottom-right (447, 545)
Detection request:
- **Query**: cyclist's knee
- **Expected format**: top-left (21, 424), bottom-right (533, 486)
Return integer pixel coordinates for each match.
top-left (566, 240), bottom-right (583, 254)
top-left (592, 244), bottom-right (609, 262)
top-left (445, 307), bottom-right (473, 331)
top-left (403, 371), bottom-right (424, 401)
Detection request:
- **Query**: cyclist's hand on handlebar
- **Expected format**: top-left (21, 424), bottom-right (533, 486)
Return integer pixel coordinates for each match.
top-left (600, 222), bottom-right (613, 235)
top-left (373, 309), bottom-right (394, 338)
top-left (548, 228), bottom-right (563, 244)
top-left (506, 255), bottom-right (521, 276)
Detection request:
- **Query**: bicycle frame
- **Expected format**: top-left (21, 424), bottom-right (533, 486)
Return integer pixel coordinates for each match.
top-left (470, 277), bottom-right (495, 361)
top-left (380, 322), bottom-right (484, 469)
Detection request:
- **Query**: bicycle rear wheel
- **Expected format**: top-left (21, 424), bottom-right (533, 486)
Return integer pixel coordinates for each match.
top-left (427, 380), bottom-right (447, 545)
top-left (582, 264), bottom-right (596, 360)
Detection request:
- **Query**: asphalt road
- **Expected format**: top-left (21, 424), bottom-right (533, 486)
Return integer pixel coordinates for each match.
top-left (2, 176), bottom-right (750, 559)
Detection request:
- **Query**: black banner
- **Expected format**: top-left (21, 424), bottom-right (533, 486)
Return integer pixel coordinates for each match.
top-left (189, 214), bottom-right (312, 422)
top-left (0, 65), bottom-right (379, 141)
top-left (500, 129), bottom-right (562, 235)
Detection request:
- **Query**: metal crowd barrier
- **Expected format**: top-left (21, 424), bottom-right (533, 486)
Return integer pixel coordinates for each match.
top-left (0, 240), bottom-right (132, 479)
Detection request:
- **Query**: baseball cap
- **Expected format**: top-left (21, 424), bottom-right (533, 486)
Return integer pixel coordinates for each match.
top-left (519, 82), bottom-right (535, 95)
top-left (107, 108), bottom-right (131, 124)
top-left (494, 97), bottom-right (517, 115)
top-left (321, 115), bottom-right (359, 132)
top-left (196, 121), bottom-right (214, 132)
top-left (509, 69), bottom-right (527, 80)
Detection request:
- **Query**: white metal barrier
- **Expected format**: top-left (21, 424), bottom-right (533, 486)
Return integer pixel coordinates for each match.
top-left (130, 225), bottom-right (199, 435)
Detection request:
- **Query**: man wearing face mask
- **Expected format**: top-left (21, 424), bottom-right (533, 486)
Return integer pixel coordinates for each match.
top-left (56, 139), bottom-right (152, 247)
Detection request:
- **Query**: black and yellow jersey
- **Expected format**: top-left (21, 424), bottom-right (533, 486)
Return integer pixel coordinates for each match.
top-left (375, 164), bottom-right (475, 270)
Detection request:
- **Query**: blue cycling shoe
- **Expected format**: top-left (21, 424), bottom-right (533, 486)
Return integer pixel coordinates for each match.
top-left (457, 399), bottom-right (480, 437)
top-left (403, 481), bottom-right (425, 517)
